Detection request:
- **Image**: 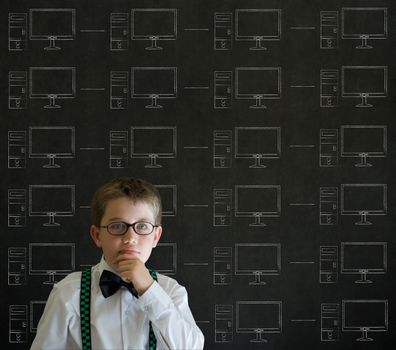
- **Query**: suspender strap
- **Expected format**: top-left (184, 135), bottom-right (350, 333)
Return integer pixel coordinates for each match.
top-left (80, 268), bottom-right (92, 350)
top-left (80, 268), bottom-right (158, 350)
top-left (148, 269), bottom-right (158, 350)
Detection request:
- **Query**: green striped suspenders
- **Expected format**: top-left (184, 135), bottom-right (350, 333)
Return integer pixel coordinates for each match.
top-left (80, 268), bottom-right (158, 350)
top-left (80, 269), bottom-right (92, 350)
top-left (147, 269), bottom-right (158, 350)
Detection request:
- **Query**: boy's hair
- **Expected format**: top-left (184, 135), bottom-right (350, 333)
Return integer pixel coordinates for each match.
top-left (91, 177), bottom-right (162, 226)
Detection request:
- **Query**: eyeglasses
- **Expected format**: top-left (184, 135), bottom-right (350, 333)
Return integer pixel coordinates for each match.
top-left (98, 221), bottom-right (158, 236)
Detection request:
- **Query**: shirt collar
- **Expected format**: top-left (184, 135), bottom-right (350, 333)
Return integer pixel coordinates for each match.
top-left (98, 255), bottom-right (119, 275)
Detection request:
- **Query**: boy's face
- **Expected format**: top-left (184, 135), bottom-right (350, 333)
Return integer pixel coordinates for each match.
top-left (90, 197), bottom-right (162, 272)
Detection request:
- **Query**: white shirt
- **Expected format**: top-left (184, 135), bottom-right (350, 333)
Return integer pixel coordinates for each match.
top-left (31, 257), bottom-right (204, 350)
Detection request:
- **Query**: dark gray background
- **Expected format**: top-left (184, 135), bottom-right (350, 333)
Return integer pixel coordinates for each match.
top-left (1, 0), bottom-right (395, 349)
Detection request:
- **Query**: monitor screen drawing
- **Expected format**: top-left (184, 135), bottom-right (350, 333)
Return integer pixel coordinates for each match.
top-left (235, 127), bottom-right (281, 168)
top-left (29, 8), bottom-right (76, 50)
top-left (29, 67), bottom-right (76, 108)
top-left (235, 67), bottom-right (281, 109)
top-left (342, 300), bottom-right (388, 341)
top-left (29, 243), bottom-right (75, 284)
top-left (130, 126), bottom-right (177, 168)
top-left (29, 185), bottom-right (75, 226)
top-left (341, 242), bottom-right (387, 284)
top-left (29, 126), bottom-right (75, 168)
top-left (235, 185), bottom-right (281, 226)
top-left (341, 8), bottom-right (387, 49)
top-left (341, 66), bottom-right (387, 107)
top-left (155, 185), bottom-right (177, 216)
top-left (235, 244), bottom-right (281, 285)
top-left (340, 184), bottom-right (387, 225)
top-left (131, 67), bottom-right (177, 108)
top-left (236, 301), bottom-right (282, 343)
top-left (235, 9), bottom-right (281, 50)
top-left (341, 125), bottom-right (387, 167)
top-left (131, 9), bottom-right (177, 50)
top-left (147, 243), bottom-right (177, 275)
top-left (29, 301), bottom-right (46, 332)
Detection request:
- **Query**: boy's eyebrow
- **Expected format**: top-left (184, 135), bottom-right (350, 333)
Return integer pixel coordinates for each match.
top-left (105, 217), bottom-right (154, 223)
top-left (105, 217), bottom-right (124, 222)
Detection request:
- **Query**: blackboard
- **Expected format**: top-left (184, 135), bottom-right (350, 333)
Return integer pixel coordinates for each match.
top-left (1, 0), bottom-right (395, 349)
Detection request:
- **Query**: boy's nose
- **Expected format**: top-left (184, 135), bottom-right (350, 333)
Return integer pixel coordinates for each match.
top-left (123, 227), bottom-right (138, 244)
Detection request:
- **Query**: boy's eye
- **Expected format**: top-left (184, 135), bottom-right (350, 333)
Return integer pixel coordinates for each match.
top-left (110, 222), bottom-right (126, 232)
top-left (135, 222), bottom-right (148, 231)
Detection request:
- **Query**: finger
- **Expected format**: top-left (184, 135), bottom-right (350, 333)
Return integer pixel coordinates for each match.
top-left (117, 259), bottom-right (140, 270)
top-left (119, 273), bottom-right (132, 283)
top-left (117, 262), bottom-right (137, 274)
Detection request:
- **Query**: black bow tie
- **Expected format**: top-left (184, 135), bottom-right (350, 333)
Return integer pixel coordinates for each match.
top-left (99, 270), bottom-right (139, 298)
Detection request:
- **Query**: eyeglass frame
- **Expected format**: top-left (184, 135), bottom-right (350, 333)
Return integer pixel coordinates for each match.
top-left (98, 221), bottom-right (159, 236)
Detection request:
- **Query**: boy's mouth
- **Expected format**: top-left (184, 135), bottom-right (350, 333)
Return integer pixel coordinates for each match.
top-left (119, 249), bottom-right (140, 256)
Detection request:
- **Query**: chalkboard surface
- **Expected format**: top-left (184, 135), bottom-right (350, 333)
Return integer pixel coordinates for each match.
top-left (1, 0), bottom-right (395, 349)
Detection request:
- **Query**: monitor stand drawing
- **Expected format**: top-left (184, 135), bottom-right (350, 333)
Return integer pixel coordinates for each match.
top-left (250, 155), bottom-right (267, 168)
top-left (249, 272), bottom-right (267, 286)
top-left (145, 154), bottom-right (163, 168)
top-left (146, 36), bottom-right (163, 50)
top-left (42, 271), bottom-right (58, 284)
top-left (250, 37), bottom-right (268, 50)
top-left (354, 153), bottom-right (372, 167)
top-left (44, 95), bottom-right (62, 109)
top-left (250, 330), bottom-right (268, 343)
top-left (355, 212), bottom-right (372, 226)
top-left (250, 213), bottom-right (267, 227)
top-left (45, 36), bottom-right (61, 51)
top-left (146, 95), bottom-right (163, 109)
top-left (43, 154), bottom-right (61, 168)
top-left (355, 269), bottom-right (373, 284)
top-left (356, 327), bottom-right (374, 342)
top-left (355, 36), bottom-right (373, 50)
top-left (43, 212), bottom-right (62, 226)
top-left (250, 95), bottom-right (267, 109)
top-left (356, 93), bottom-right (373, 108)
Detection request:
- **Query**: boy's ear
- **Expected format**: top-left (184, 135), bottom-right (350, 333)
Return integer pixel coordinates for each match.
top-left (90, 225), bottom-right (102, 248)
top-left (152, 225), bottom-right (162, 248)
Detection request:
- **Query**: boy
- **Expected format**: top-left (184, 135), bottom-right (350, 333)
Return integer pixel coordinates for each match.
top-left (31, 177), bottom-right (205, 349)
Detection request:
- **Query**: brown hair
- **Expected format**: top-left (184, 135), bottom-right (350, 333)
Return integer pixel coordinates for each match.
top-left (90, 177), bottom-right (162, 226)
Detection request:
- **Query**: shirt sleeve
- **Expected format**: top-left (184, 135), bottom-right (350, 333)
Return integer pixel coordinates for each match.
top-left (30, 281), bottom-right (81, 350)
top-left (136, 278), bottom-right (205, 350)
